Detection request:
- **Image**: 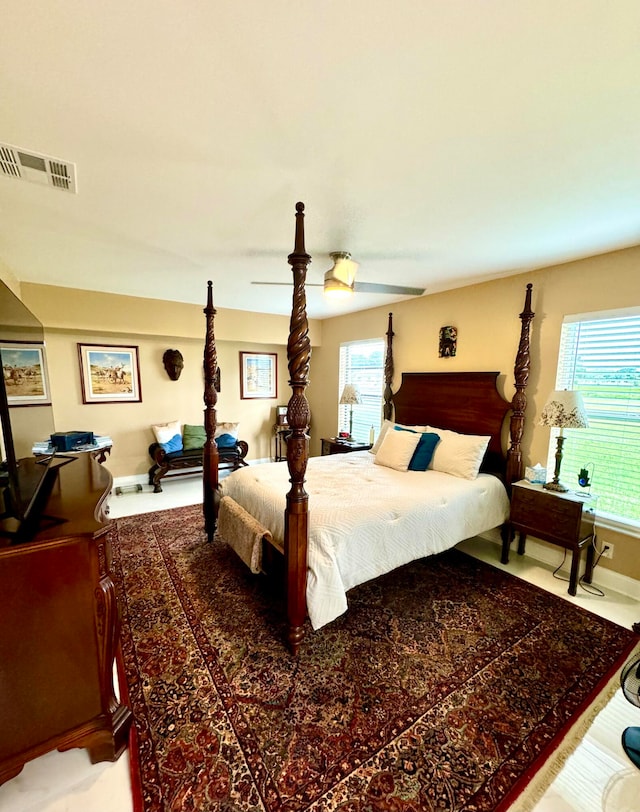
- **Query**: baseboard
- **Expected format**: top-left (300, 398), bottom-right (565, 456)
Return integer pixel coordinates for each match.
top-left (113, 473), bottom-right (149, 490)
top-left (479, 528), bottom-right (640, 600)
top-left (112, 458), bottom-right (270, 493)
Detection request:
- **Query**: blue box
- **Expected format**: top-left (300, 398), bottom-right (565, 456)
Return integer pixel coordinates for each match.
top-left (50, 431), bottom-right (94, 452)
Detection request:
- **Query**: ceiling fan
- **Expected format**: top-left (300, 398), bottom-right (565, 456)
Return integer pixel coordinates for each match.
top-left (252, 252), bottom-right (425, 298)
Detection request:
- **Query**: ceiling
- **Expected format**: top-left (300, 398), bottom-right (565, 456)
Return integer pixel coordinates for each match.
top-left (1, 2), bottom-right (639, 320)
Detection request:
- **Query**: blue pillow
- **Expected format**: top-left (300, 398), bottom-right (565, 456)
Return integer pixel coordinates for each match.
top-left (161, 433), bottom-right (183, 453)
top-left (409, 432), bottom-right (440, 471)
top-left (393, 426), bottom-right (440, 471)
top-left (215, 433), bottom-right (237, 449)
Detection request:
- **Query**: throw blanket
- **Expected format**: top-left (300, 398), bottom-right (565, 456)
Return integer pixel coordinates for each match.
top-left (218, 495), bottom-right (272, 574)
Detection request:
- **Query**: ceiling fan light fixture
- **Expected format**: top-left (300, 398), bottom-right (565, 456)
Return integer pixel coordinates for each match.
top-left (323, 251), bottom-right (358, 297)
top-left (323, 271), bottom-right (353, 298)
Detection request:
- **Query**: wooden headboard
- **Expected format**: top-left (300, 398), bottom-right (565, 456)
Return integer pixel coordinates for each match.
top-left (386, 281), bottom-right (534, 486)
top-left (393, 371), bottom-right (511, 479)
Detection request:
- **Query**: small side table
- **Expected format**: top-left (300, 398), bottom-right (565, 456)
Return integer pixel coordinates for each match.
top-left (503, 479), bottom-right (597, 596)
top-left (273, 425), bottom-right (290, 461)
top-left (321, 438), bottom-right (372, 456)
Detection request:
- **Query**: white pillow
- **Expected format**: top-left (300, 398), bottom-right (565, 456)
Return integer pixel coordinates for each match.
top-left (214, 421), bottom-right (239, 440)
top-left (370, 419), bottom-right (427, 454)
top-left (374, 428), bottom-right (421, 471)
top-left (152, 420), bottom-right (183, 453)
top-left (428, 426), bottom-right (490, 480)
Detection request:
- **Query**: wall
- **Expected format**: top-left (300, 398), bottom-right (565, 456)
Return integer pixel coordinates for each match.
top-left (19, 285), bottom-right (322, 479)
top-left (311, 245), bottom-right (640, 582)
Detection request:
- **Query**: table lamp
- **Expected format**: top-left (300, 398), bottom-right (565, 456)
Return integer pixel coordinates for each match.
top-left (339, 384), bottom-right (361, 441)
top-left (539, 389), bottom-right (589, 492)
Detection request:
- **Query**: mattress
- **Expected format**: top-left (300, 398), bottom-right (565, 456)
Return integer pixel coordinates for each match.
top-left (220, 451), bottom-right (509, 629)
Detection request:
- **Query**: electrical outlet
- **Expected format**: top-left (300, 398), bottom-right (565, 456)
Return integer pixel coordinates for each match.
top-left (601, 542), bottom-right (614, 559)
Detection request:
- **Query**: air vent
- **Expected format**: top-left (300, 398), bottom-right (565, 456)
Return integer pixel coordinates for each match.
top-left (0, 143), bottom-right (77, 193)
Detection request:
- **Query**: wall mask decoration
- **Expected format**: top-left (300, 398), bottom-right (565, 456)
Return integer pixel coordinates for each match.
top-left (163, 349), bottom-right (184, 381)
top-left (439, 326), bottom-right (457, 358)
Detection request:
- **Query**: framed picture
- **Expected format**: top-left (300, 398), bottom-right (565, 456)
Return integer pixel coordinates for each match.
top-left (240, 351), bottom-right (277, 399)
top-left (78, 343), bottom-right (142, 404)
top-left (0, 341), bottom-right (51, 406)
top-left (276, 405), bottom-right (288, 425)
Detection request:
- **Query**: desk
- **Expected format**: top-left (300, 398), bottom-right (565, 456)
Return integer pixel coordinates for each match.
top-left (33, 438), bottom-right (112, 464)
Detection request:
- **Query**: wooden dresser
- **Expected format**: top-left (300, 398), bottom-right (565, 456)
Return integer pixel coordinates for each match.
top-left (0, 454), bottom-right (132, 785)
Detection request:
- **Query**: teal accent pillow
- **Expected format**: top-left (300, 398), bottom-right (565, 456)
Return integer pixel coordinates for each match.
top-left (409, 432), bottom-right (440, 471)
top-left (393, 425), bottom-right (440, 471)
top-left (182, 424), bottom-right (206, 451)
top-left (215, 433), bottom-right (237, 449)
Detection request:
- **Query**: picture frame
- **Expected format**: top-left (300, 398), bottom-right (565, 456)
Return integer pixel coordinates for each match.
top-left (0, 341), bottom-right (51, 406)
top-left (276, 405), bottom-right (288, 425)
top-left (240, 351), bottom-right (277, 400)
top-left (78, 343), bottom-right (142, 404)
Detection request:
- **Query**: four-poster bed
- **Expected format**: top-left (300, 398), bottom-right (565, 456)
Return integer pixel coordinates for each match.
top-left (203, 202), bottom-right (535, 655)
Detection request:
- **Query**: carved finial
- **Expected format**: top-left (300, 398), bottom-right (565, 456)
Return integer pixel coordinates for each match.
top-left (290, 201), bottom-right (310, 263)
top-left (205, 280), bottom-right (215, 314)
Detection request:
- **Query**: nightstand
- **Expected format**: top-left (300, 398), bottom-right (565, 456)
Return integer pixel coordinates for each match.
top-left (503, 480), bottom-right (597, 596)
top-left (321, 438), bottom-right (372, 456)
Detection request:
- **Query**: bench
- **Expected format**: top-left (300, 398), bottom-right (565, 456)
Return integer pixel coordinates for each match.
top-left (148, 439), bottom-right (248, 493)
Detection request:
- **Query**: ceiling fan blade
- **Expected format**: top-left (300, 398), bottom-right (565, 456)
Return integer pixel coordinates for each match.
top-left (251, 281), bottom-right (324, 287)
top-left (353, 282), bottom-right (425, 296)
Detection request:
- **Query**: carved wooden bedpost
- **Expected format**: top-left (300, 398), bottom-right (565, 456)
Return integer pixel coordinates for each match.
top-left (284, 203), bottom-right (312, 656)
top-left (383, 313), bottom-right (394, 421)
top-left (505, 283), bottom-right (535, 487)
top-left (203, 280), bottom-right (220, 542)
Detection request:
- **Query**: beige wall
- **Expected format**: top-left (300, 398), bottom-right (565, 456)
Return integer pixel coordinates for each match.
top-left (18, 285), bottom-right (322, 478)
top-left (311, 245), bottom-right (640, 581)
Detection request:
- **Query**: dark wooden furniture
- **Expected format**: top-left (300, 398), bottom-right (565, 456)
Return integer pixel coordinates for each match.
top-left (36, 444), bottom-right (112, 465)
top-left (274, 425), bottom-right (290, 461)
top-left (503, 479), bottom-right (597, 596)
top-left (321, 438), bottom-right (372, 455)
top-left (148, 438), bottom-right (248, 493)
top-left (0, 453), bottom-right (132, 786)
top-left (203, 202), bottom-right (535, 655)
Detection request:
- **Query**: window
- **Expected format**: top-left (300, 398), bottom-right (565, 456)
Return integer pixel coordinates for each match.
top-left (550, 309), bottom-right (640, 526)
top-left (338, 339), bottom-right (385, 443)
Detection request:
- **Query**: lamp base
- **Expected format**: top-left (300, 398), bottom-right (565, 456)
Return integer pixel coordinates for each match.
top-left (543, 480), bottom-right (569, 493)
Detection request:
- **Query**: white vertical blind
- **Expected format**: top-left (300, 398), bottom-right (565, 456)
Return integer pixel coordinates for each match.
top-left (550, 313), bottom-right (640, 524)
top-left (338, 339), bottom-right (385, 443)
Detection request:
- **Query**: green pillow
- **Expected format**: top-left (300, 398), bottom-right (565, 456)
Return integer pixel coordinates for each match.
top-left (182, 424), bottom-right (207, 451)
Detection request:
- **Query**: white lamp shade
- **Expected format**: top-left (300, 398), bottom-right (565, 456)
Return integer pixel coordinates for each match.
top-left (324, 252), bottom-right (358, 298)
top-left (339, 384), bottom-right (362, 405)
top-left (539, 389), bottom-right (589, 429)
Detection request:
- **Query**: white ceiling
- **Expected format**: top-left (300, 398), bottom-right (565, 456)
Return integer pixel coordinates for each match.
top-left (1, 2), bottom-right (639, 320)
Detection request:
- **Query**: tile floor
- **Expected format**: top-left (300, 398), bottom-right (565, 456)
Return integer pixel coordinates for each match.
top-left (1, 474), bottom-right (639, 812)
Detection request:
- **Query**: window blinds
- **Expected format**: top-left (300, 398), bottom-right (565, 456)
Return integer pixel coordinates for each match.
top-left (338, 339), bottom-right (385, 444)
top-left (552, 314), bottom-right (640, 524)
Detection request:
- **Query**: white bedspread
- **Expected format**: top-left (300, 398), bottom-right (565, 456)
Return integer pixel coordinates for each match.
top-left (220, 451), bottom-right (509, 630)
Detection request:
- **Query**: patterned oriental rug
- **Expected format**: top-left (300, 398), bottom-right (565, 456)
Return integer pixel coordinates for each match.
top-left (111, 505), bottom-right (638, 812)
